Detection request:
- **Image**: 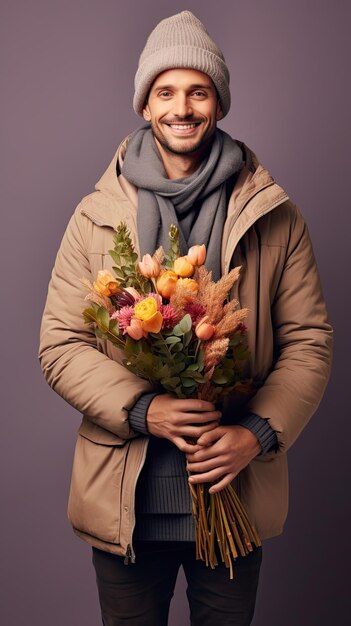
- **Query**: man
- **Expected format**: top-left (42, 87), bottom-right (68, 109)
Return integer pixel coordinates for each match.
top-left (39, 10), bottom-right (332, 626)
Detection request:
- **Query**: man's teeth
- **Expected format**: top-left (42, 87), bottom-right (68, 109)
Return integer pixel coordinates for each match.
top-left (169, 124), bottom-right (197, 129)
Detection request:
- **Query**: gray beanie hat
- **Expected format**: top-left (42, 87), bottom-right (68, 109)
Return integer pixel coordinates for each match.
top-left (133, 10), bottom-right (231, 118)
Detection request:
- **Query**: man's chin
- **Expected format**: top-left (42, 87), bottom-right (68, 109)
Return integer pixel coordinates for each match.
top-left (156, 135), bottom-right (209, 156)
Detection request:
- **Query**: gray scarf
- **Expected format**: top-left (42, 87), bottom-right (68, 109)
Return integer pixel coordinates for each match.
top-left (121, 125), bottom-right (243, 280)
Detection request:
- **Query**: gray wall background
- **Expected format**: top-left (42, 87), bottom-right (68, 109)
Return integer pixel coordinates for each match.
top-left (1, 0), bottom-right (349, 624)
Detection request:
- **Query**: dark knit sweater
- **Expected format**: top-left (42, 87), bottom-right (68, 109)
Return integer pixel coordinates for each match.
top-left (129, 393), bottom-right (278, 541)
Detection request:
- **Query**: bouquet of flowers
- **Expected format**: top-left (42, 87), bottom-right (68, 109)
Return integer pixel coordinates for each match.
top-left (82, 222), bottom-right (261, 578)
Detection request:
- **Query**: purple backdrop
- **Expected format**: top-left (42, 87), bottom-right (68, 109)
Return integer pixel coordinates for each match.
top-left (1, 1), bottom-right (349, 624)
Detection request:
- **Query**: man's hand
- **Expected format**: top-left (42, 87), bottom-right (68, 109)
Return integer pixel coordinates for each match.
top-left (186, 425), bottom-right (261, 493)
top-left (146, 394), bottom-right (221, 454)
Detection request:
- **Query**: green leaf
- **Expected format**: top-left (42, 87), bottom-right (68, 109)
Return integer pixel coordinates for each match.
top-left (179, 314), bottom-right (192, 334)
top-left (183, 330), bottom-right (193, 347)
top-left (108, 250), bottom-right (121, 265)
top-left (165, 336), bottom-right (182, 345)
top-left (181, 377), bottom-right (197, 388)
top-left (186, 363), bottom-right (199, 372)
top-left (172, 323), bottom-right (183, 337)
top-left (173, 362), bottom-right (186, 374)
top-left (124, 335), bottom-right (142, 356)
top-left (95, 327), bottom-right (106, 339)
top-left (97, 307), bottom-right (110, 329)
top-left (112, 267), bottom-right (125, 279)
top-left (83, 307), bottom-right (98, 324)
top-left (171, 342), bottom-right (184, 353)
top-left (109, 318), bottom-right (118, 331)
top-left (212, 371), bottom-right (230, 385)
top-left (161, 376), bottom-right (181, 389)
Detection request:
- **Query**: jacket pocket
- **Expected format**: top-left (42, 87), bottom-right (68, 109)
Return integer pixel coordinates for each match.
top-left (67, 418), bottom-right (129, 544)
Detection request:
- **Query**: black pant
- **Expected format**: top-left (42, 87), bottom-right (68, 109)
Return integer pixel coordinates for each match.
top-left (92, 541), bottom-right (262, 626)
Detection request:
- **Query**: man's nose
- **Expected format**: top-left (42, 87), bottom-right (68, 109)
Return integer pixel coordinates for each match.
top-left (173, 93), bottom-right (192, 117)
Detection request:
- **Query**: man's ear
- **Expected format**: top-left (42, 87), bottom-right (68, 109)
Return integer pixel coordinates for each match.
top-left (143, 103), bottom-right (151, 121)
top-left (216, 99), bottom-right (224, 121)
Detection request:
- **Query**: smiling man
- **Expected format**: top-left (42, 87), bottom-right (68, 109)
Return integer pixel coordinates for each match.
top-left (39, 10), bottom-right (332, 626)
top-left (144, 68), bottom-right (222, 170)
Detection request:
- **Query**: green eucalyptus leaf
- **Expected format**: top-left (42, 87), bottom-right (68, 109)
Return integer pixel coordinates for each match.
top-left (183, 330), bottom-right (193, 347)
top-left (95, 328), bottom-right (105, 339)
top-left (181, 377), bottom-right (197, 388)
top-left (83, 307), bottom-right (98, 324)
top-left (171, 342), bottom-right (183, 353)
top-left (179, 314), bottom-right (192, 334)
top-left (172, 323), bottom-right (183, 337)
top-left (173, 362), bottom-right (186, 374)
top-left (161, 376), bottom-right (181, 389)
top-left (165, 336), bottom-right (182, 345)
top-left (97, 307), bottom-right (110, 328)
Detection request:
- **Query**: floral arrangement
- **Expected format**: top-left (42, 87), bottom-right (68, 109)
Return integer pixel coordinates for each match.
top-left (82, 222), bottom-right (261, 578)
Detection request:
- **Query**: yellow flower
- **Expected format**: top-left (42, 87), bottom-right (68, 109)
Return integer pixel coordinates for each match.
top-left (157, 270), bottom-right (179, 298)
top-left (173, 256), bottom-right (195, 277)
top-left (134, 297), bottom-right (158, 321)
top-left (134, 297), bottom-right (163, 333)
top-left (93, 270), bottom-right (120, 297)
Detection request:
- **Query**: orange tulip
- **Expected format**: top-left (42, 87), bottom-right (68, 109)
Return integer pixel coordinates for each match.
top-left (187, 244), bottom-right (206, 266)
top-left (173, 256), bottom-right (195, 277)
top-left (126, 318), bottom-right (144, 340)
top-left (195, 316), bottom-right (215, 340)
top-left (156, 270), bottom-right (179, 298)
top-left (138, 253), bottom-right (161, 278)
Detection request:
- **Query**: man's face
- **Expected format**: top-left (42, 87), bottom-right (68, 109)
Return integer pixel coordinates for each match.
top-left (142, 68), bottom-right (223, 156)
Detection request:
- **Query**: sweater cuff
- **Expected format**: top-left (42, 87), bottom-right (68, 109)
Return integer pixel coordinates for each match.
top-left (128, 392), bottom-right (159, 435)
top-left (235, 412), bottom-right (278, 455)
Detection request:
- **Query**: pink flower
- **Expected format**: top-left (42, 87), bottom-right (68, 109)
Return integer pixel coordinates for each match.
top-left (160, 304), bottom-right (179, 329)
top-left (237, 322), bottom-right (247, 335)
top-left (111, 305), bottom-right (134, 333)
top-left (184, 303), bottom-right (207, 328)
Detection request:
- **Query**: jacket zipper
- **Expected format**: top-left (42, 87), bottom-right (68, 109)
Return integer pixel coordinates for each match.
top-left (123, 438), bottom-right (149, 565)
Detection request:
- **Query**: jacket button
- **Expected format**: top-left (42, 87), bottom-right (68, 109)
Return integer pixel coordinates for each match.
top-left (124, 506), bottom-right (128, 513)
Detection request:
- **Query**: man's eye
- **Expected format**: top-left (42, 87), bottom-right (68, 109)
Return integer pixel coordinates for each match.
top-left (159, 91), bottom-right (172, 97)
top-left (193, 91), bottom-right (206, 97)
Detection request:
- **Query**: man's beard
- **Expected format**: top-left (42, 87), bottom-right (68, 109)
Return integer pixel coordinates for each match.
top-left (150, 119), bottom-right (213, 155)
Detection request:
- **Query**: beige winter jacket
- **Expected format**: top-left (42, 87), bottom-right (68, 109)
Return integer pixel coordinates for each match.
top-left (39, 137), bottom-right (333, 560)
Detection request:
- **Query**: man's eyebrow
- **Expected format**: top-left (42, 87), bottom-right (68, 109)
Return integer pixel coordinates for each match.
top-left (152, 83), bottom-right (214, 92)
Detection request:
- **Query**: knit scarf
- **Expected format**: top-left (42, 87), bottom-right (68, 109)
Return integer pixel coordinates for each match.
top-left (121, 124), bottom-right (243, 280)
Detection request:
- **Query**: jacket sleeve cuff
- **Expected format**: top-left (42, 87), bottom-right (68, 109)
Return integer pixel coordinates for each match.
top-left (235, 412), bottom-right (278, 455)
top-left (128, 392), bottom-right (159, 435)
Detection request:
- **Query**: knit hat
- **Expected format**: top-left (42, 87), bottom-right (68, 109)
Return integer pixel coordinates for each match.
top-left (133, 10), bottom-right (231, 118)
